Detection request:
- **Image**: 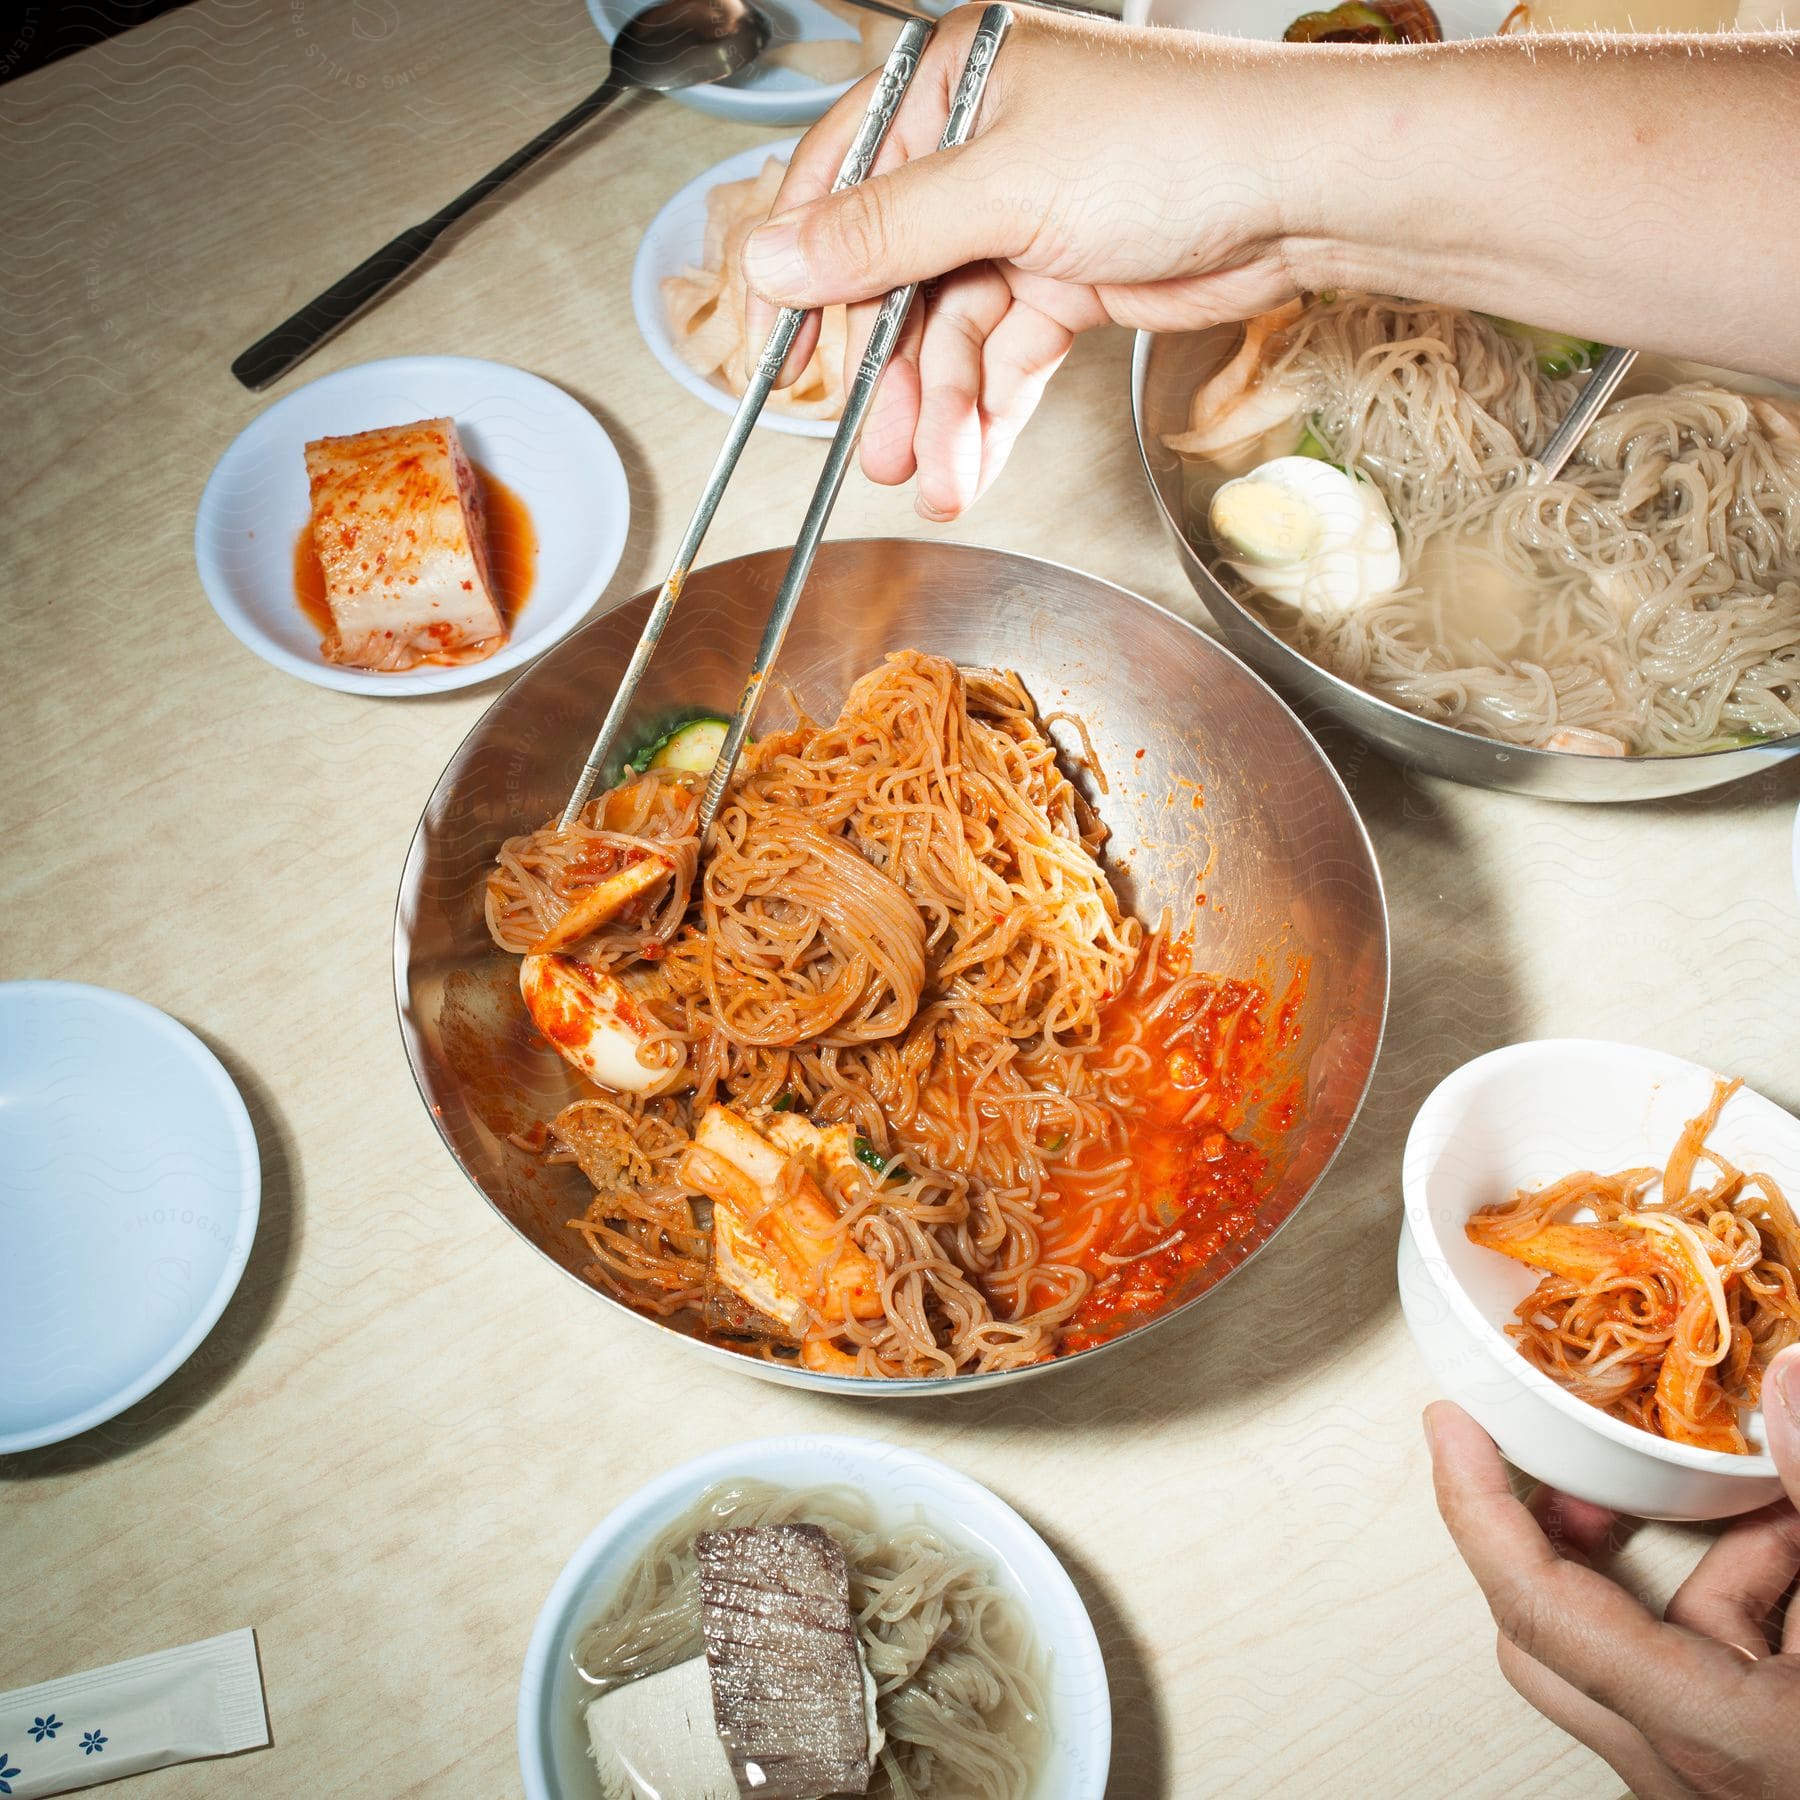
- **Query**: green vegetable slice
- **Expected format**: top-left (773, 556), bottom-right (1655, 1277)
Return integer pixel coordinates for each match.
top-left (1487, 317), bottom-right (1604, 379)
top-left (1294, 421), bottom-right (1334, 462)
top-left (627, 716), bottom-right (731, 776)
top-left (854, 1136), bottom-right (909, 1183)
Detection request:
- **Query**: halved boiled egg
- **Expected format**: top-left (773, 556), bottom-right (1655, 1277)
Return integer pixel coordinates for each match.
top-left (519, 953), bottom-right (686, 1096)
top-left (1209, 456), bottom-right (1403, 615)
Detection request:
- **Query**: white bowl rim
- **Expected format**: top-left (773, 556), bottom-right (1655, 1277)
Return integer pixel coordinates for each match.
top-left (0, 980), bottom-right (261, 1454)
top-left (516, 1430), bottom-right (1111, 1798)
top-left (193, 353), bottom-right (631, 698)
top-left (631, 137), bottom-right (837, 440)
top-left (1402, 1036), bottom-right (1785, 1479)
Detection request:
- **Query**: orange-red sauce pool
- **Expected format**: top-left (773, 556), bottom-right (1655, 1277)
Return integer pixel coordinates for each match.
top-left (293, 462), bottom-right (537, 641)
top-left (1053, 945), bottom-right (1309, 1354)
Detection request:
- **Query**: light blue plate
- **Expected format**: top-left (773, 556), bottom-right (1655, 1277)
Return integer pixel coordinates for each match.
top-left (0, 983), bottom-right (260, 1453)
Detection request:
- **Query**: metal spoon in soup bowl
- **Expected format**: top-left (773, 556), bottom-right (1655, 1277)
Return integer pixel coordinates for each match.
top-left (231, 0), bottom-right (773, 390)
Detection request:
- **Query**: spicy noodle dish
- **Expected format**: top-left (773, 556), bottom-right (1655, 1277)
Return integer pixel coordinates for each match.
top-left (484, 650), bottom-right (1305, 1380)
top-left (1466, 1078), bottom-right (1800, 1453)
top-left (1167, 294), bottom-right (1800, 757)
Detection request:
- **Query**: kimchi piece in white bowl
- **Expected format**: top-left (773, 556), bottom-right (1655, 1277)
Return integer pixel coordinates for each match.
top-left (195, 355), bottom-right (630, 697)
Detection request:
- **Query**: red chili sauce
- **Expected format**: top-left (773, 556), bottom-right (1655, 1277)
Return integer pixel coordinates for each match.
top-left (1056, 947), bottom-right (1310, 1354)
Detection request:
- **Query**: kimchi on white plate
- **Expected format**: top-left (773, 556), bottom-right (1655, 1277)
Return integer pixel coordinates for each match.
top-left (195, 355), bottom-right (631, 696)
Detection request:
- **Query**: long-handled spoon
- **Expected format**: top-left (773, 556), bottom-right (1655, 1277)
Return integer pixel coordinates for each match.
top-left (1535, 344), bottom-right (1639, 481)
top-left (231, 0), bottom-right (772, 391)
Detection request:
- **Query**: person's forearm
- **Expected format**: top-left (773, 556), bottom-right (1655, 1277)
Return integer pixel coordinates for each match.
top-left (1270, 34), bottom-right (1800, 381)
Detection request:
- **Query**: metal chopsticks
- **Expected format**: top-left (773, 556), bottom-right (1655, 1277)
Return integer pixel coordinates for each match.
top-left (1535, 343), bottom-right (1638, 481)
top-left (558, 13), bottom-right (935, 828)
top-left (694, 2), bottom-right (1015, 839)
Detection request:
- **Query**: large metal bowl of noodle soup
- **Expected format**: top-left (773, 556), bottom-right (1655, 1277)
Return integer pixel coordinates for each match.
top-left (395, 539), bottom-right (1388, 1394)
top-left (1132, 300), bottom-right (1800, 801)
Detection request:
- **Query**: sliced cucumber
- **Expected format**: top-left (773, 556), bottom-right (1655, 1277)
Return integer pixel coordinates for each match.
top-left (1488, 317), bottom-right (1603, 379)
top-left (1294, 420), bottom-right (1334, 462)
top-left (626, 716), bottom-right (732, 776)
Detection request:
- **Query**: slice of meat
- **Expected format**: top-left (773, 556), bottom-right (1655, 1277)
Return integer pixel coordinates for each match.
top-left (697, 1524), bottom-right (876, 1799)
top-left (303, 416), bottom-right (505, 671)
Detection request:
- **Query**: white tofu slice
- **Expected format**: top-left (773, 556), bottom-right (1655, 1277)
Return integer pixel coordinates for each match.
top-left (585, 1656), bottom-right (737, 1800)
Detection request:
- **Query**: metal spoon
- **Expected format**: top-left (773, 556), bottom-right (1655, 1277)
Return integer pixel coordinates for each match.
top-left (1534, 343), bottom-right (1639, 481)
top-left (230, 0), bottom-right (772, 391)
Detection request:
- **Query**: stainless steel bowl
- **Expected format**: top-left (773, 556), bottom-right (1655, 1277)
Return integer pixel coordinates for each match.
top-left (1132, 327), bottom-right (1800, 802)
top-left (395, 539), bottom-right (1389, 1395)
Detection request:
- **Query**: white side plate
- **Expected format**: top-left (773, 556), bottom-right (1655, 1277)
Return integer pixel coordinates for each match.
top-left (633, 137), bottom-right (840, 441)
top-left (0, 983), bottom-right (261, 1453)
top-left (195, 355), bottom-right (631, 696)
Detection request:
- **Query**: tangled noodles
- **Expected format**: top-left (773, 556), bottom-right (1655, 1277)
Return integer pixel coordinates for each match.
top-left (1467, 1079), bottom-right (1800, 1452)
top-left (1170, 294), bottom-right (1800, 754)
top-left (485, 651), bottom-right (1285, 1379)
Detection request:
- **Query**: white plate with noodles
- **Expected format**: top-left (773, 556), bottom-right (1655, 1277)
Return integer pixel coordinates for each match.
top-left (633, 140), bottom-right (843, 439)
top-left (1398, 1039), bottom-right (1800, 1520)
top-left (590, 0), bottom-right (922, 126)
top-left (518, 1434), bottom-right (1110, 1800)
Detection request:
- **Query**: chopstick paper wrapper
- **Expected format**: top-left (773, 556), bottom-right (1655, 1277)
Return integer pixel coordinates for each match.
top-left (0, 1628), bottom-right (268, 1796)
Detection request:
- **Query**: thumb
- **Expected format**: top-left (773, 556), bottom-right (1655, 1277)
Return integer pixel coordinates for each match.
top-left (1766, 1345), bottom-right (1800, 1505)
top-left (741, 143), bottom-right (1026, 310)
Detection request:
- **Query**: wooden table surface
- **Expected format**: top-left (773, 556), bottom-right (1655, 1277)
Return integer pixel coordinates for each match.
top-left (5, 4), bottom-right (1798, 1796)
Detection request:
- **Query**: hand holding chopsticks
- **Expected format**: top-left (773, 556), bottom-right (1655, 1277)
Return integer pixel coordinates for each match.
top-left (559, 4), bottom-right (1016, 832)
top-left (693, 5), bottom-right (1014, 840)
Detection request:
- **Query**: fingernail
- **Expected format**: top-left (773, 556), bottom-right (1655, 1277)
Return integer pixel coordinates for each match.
top-left (1773, 1348), bottom-right (1800, 1430)
top-left (743, 217), bottom-right (804, 294)
top-left (915, 497), bottom-right (953, 524)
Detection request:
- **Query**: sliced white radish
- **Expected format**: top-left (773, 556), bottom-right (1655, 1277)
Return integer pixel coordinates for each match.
top-left (519, 954), bottom-right (685, 1096)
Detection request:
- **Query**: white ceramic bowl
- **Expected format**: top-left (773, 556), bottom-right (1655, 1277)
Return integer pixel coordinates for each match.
top-left (589, 0), bottom-right (915, 126)
top-left (518, 1434), bottom-right (1111, 1799)
top-left (195, 355), bottom-right (631, 697)
top-left (1399, 1039), bottom-right (1793, 1520)
top-left (0, 983), bottom-right (260, 1453)
top-left (633, 137), bottom-right (836, 440)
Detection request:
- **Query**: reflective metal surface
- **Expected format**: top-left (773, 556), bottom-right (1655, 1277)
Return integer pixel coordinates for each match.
top-left (395, 539), bottom-right (1389, 1395)
top-left (1133, 327), bottom-right (1800, 802)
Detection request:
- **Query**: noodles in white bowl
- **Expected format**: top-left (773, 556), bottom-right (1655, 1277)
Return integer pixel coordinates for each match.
top-left (575, 1480), bottom-right (1049, 1799)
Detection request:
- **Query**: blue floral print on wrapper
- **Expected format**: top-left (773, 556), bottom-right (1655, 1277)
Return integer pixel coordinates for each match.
top-left (0, 1752), bottom-right (20, 1795)
top-left (28, 1715), bottom-right (59, 1741)
top-left (80, 1729), bottom-right (107, 1755)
